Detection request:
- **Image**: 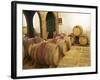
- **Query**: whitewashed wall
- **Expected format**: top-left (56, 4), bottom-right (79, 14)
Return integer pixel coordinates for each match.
top-left (58, 13), bottom-right (91, 37)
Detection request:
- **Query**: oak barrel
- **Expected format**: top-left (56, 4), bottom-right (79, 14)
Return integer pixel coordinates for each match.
top-left (79, 35), bottom-right (88, 46)
top-left (48, 38), bottom-right (67, 56)
top-left (23, 36), bottom-right (44, 56)
top-left (29, 41), bottom-right (60, 67)
top-left (68, 33), bottom-right (75, 45)
top-left (73, 25), bottom-right (83, 36)
top-left (64, 36), bottom-right (71, 51)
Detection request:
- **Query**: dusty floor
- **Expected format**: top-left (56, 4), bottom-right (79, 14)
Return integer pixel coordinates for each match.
top-left (58, 45), bottom-right (90, 67)
top-left (23, 45), bottom-right (90, 69)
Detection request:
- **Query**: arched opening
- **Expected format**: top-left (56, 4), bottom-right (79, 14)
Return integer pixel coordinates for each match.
top-left (33, 12), bottom-right (41, 37)
top-left (23, 10), bottom-right (36, 38)
top-left (23, 10), bottom-right (42, 38)
top-left (46, 12), bottom-right (56, 39)
top-left (22, 14), bottom-right (27, 36)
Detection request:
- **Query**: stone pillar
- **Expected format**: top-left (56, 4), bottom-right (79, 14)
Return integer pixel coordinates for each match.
top-left (54, 12), bottom-right (59, 34)
top-left (23, 10), bottom-right (35, 38)
top-left (39, 12), bottom-right (48, 40)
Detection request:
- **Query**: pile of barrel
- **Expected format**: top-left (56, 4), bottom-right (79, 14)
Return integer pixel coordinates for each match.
top-left (51, 33), bottom-right (71, 56)
top-left (23, 34), bottom-right (71, 68)
top-left (68, 25), bottom-right (89, 46)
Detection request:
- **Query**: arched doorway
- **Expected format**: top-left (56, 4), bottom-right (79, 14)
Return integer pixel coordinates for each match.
top-left (33, 12), bottom-right (41, 37)
top-left (23, 11), bottom-right (42, 38)
top-left (23, 10), bottom-right (36, 38)
top-left (46, 12), bottom-right (56, 38)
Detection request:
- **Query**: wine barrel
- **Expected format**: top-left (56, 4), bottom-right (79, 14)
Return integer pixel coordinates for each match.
top-left (53, 33), bottom-right (66, 39)
top-left (64, 36), bottom-right (71, 51)
top-left (23, 36), bottom-right (44, 56)
top-left (79, 35), bottom-right (88, 46)
top-left (68, 33), bottom-right (75, 45)
top-left (32, 36), bottom-right (44, 43)
top-left (29, 42), bottom-right (41, 64)
top-left (23, 37), bottom-right (34, 57)
top-left (48, 38), bottom-right (67, 56)
top-left (53, 33), bottom-right (71, 52)
top-left (45, 42), bottom-right (60, 67)
top-left (29, 42), bottom-right (60, 67)
top-left (73, 25), bottom-right (83, 36)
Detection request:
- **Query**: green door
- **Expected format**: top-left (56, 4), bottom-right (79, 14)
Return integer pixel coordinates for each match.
top-left (46, 12), bottom-right (55, 38)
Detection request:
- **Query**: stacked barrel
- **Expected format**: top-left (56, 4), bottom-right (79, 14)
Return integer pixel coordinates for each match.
top-left (28, 41), bottom-right (60, 67)
top-left (23, 33), bottom-right (72, 68)
top-left (53, 33), bottom-right (71, 56)
top-left (68, 25), bottom-right (89, 46)
top-left (23, 37), bottom-right (58, 67)
top-left (23, 36), bottom-right (44, 58)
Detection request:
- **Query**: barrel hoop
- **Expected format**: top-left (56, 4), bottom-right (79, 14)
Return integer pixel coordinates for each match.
top-left (52, 46), bottom-right (59, 66)
top-left (37, 42), bottom-right (46, 65)
top-left (46, 43), bottom-right (53, 65)
top-left (30, 45), bottom-right (36, 62)
top-left (49, 44), bottom-right (54, 65)
top-left (46, 43), bottom-right (51, 65)
top-left (39, 42), bottom-right (47, 65)
top-left (34, 44), bottom-right (39, 64)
